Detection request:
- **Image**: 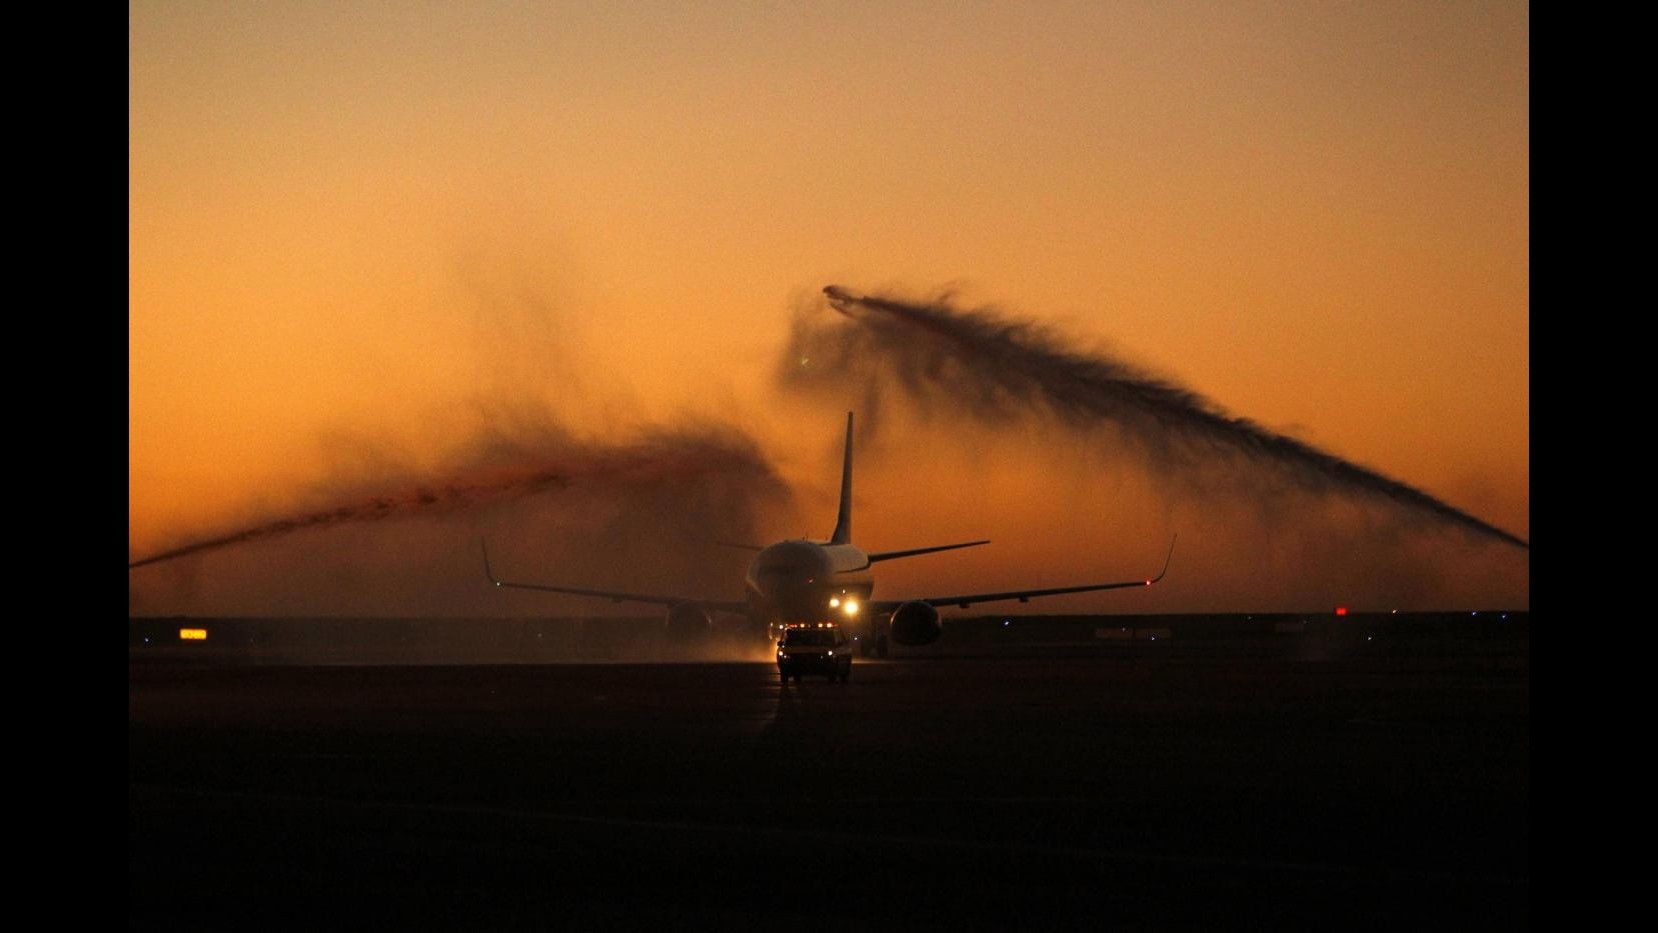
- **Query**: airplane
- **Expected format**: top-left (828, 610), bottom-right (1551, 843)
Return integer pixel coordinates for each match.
top-left (482, 412), bottom-right (1175, 657)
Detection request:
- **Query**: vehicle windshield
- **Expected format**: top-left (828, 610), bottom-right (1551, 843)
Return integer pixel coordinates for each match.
top-left (783, 629), bottom-right (836, 647)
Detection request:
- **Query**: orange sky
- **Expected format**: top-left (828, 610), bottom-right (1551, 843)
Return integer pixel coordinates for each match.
top-left (129, 2), bottom-right (1528, 614)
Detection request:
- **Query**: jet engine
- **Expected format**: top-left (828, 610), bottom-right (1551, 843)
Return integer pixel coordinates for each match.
top-left (664, 602), bottom-right (714, 638)
top-left (889, 600), bottom-right (942, 646)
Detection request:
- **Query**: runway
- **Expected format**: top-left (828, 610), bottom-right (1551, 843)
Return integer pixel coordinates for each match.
top-left (130, 644), bottom-right (1527, 929)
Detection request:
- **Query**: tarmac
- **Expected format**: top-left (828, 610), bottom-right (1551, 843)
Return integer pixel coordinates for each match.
top-left (130, 626), bottom-right (1528, 930)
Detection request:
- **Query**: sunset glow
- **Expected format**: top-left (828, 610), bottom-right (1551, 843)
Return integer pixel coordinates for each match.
top-left (130, 3), bottom-right (1527, 615)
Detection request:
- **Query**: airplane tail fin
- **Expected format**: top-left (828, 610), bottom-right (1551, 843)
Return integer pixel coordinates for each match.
top-left (829, 412), bottom-right (854, 545)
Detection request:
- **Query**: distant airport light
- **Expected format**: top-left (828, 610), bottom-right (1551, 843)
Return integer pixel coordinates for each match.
top-left (829, 597), bottom-right (840, 608)
top-left (179, 628), bottom-right (208, 641)
top-left (1334, 606), bottom-right (1349, 617)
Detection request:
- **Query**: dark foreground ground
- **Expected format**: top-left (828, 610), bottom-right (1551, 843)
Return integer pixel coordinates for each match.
top-left (130, 620), bottom-right (1527, 931)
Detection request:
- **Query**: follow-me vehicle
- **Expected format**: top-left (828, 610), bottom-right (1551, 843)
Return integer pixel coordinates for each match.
top-left (776, 623), bottom-right (852, 683)
top-left (484, 413), bottom-right (1174, 657)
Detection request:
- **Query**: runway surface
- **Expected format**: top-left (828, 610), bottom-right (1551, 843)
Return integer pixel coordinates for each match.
top-left (130, 647), bottom-right (1527, 930)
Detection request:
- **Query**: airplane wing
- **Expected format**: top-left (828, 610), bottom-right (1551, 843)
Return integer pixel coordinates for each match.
top-left (872, 536), bottom-right (1176, 611)
top-left (481, 541), bottom-right (750, 615)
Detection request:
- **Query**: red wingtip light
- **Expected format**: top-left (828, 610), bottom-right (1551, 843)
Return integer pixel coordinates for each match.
top-left (1335, 606), bottom-right (1348, 617)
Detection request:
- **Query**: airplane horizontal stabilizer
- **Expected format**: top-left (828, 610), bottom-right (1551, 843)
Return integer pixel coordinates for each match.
top-left (866, 540), bottom-right (991, 563)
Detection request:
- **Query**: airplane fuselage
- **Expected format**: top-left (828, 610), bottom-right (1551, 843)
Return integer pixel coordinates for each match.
top-left (744, 539), bottom-right (875, 636)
